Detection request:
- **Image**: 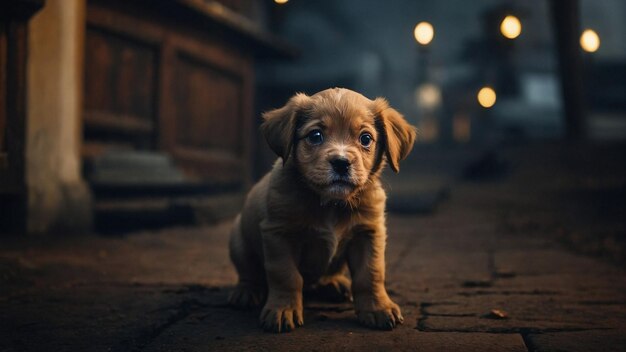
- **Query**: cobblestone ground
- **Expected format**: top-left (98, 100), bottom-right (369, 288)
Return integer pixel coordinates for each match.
top-left (1, 143), bottom-right (625, 351)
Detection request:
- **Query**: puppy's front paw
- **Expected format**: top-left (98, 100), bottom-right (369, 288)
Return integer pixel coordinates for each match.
top-left (260, 303), bottom-right (304, 333)
top-left (229, 283), bottom-right (265, 309)
top-left (356, 300), bottom-right (403, 330)
top-left (314, 274), bottom-right (352, 302)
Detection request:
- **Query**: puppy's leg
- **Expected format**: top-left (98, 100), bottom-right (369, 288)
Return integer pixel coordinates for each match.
top-left (348, 226), bottom-right (403, 330)
top-left (315, 273), bottom-right (352, 302)
top-left (259, 228), bottom-right (304, 333)
top-left (229, 215), bottom-right (266, 308)
top-left (313, 263), bottom-right (352, 302)
top-left (299, 236), bottom-right (351, 302)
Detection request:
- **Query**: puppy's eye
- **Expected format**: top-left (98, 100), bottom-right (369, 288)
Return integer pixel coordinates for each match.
top-left (306, 130), bottom-right (324, 145)
top-left (359, 133), bottom-right (373, 148)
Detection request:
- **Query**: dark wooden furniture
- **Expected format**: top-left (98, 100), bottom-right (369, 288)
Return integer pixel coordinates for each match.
top-left (83, 0), bottom-right (294, 230)
top-left (0, 0), bottom-right (44, 233)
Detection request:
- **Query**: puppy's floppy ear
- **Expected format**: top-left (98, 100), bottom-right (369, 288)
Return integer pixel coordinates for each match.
top-left (261, 93), bottom-right (311, 163)
top-left (372, 98), bottom-right (417, 173)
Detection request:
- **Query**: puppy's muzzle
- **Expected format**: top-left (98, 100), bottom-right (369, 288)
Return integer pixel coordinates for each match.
top-left (330, 157), bottom-right (350, 177)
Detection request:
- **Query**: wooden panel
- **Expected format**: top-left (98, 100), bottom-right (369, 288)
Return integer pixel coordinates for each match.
top-left (0, 23), bottom-right (6, 155)
top-left (212, 0), bottom-right (257, 21)
top-left (173, 53), bottom-right (243, 152)
top-left (83, 25), bottom-right (157, 145)
top-left (158, 29), bottom-right (254, 187)
top-left (0, 20), bottom-right (28, 194)
top-left (171, 146), bottom-right (242, 184)
top-left (84, 1), bottom-right (257, 189)
top-left (86, 3), bottom-right (164, 45)
top-left (84, 111), bottom-right (154, 135)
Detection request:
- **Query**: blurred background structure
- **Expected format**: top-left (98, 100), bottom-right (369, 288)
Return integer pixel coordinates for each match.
top-left (1, 0), bottom-right (625, 234)
top-left (2, 1), bottom-right (626, 350)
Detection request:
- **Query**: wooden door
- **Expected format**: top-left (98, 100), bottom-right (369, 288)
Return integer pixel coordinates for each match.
top-left (160, 35), bottom-right (254, 187)
top-left (83, 2), bottom-right (255, 191)
top-left (82, 20), bottom-right (160, 158)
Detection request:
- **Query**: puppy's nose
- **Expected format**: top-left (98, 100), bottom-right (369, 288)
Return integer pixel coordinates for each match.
top-left (330, 157), bottom-right (350, 176)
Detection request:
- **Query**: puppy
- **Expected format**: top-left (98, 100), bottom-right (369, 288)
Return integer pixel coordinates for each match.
top-left (229, 88), bottom-right (416, 332)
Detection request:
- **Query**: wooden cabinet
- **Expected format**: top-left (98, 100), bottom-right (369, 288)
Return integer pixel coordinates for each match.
top-left (83, 23), bottom-right (159, 151)
top-left (82, 0), bottom-right (293, 229)
top-left (84, 1), bottom-right (256, 189)
top-left (161, 28), bottom-right (254, 186)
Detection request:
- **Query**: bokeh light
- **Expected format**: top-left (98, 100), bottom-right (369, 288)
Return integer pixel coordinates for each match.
top-left (415, 83), bottom-right (442, 111)
top-left (414, 22), bottom-right (434, 45)
top-left (580, 29), bottom-right (600, 53)
top-left (500, 15), bottom-right (522, 39)
top-left (477, 87), bottom-right (497, 108)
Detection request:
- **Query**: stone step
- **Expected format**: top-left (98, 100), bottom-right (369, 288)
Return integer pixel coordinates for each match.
top-left (94, 193), bottom-right (244, 234)
top-left (87, 150), bottom-right (187, 185)
top-left (86, 150), bottom-right (243, 233)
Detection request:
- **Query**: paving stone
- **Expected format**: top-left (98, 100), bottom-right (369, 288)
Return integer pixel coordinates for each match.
top-left (0, 223), bottom-right (237, 289)
top-left (143, 305), bottom-right (527, 352)
top-left (494, 249), bottom-right (620, 276)
top-left (419, 292), bottom-right (626, 333)
top-left (0, 283), bottom-right (228, 352)
top-left (1, 144), bottom-right (625, 350)
top-left (488, 273), bottom-right (626, 302)
top-left (525, 330), bottom-right (626, 352)
top-left (390, 251), bottom-right (492, 282)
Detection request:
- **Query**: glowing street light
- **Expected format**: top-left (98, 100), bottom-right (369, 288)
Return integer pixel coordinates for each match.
top-left (500, 15), bottom-right (522, 39)
top-left (414, 22), bottom-right (434, 46)
top-left (477, 87), bottom-right (497, 108)
top-left (580, 29), bottom-right (600, 53)
top-left (274, 0), bottom-right (289, 4)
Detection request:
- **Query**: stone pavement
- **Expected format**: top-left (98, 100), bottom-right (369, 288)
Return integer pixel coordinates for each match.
top-left (1, 143), bottom-right (625, 351)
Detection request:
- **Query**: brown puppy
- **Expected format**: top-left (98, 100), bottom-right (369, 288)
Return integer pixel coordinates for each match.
top-left (229, 88), bottom-right (416, 332)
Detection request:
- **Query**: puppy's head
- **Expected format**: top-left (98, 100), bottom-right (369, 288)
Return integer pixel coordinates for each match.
top-left (262, 88), bottom-right (416, 201)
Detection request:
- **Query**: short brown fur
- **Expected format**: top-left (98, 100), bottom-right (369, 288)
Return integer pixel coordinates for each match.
top-left (229, 88), bottom-right (416, 332)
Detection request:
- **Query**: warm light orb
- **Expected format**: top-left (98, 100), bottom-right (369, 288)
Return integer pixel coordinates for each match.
top-left (477, 87), bottom-right (497, 108)
top-left (500, 15), bottom-right (522, 39)
top-left (274, 0), bottom-right (289, 4)
top-left (415, 83), bottom-right (442, 110)
top-left (414, 22), bottom-right (434, 46)
top-left (580, 29), bottom-right (600, 53)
